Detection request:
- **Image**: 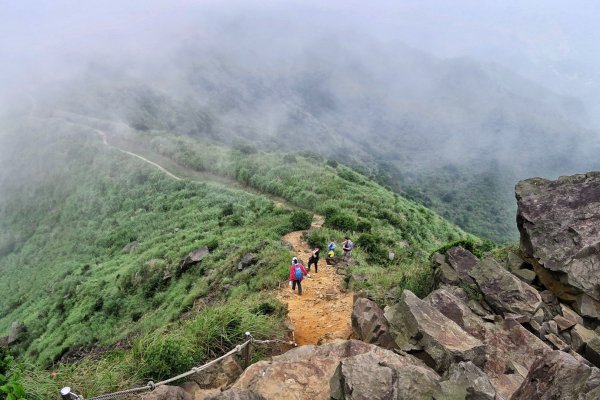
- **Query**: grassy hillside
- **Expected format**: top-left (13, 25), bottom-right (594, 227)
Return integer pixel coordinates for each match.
top-left (0, 117), bottom-right (485, 397)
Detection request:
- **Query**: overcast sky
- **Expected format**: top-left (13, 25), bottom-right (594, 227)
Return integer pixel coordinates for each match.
top-left (2, 0), bottom-right (600, 121)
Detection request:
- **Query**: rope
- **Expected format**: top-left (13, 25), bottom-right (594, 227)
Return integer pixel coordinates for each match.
top-left (86, 339), bottom-right (252, 400)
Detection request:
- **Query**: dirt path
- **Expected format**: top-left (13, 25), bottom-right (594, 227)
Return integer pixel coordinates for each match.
top-left (277, 216), bottom-right (354, 345)
top-left (94, 127), bottom-right (354, 345)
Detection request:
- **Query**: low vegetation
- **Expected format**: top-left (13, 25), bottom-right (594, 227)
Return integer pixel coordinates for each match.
top-left (0, 121), bottom-right (488, 397)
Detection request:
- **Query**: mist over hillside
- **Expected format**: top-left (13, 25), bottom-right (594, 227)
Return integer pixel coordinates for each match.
top-left (2, 1), bottom-right (600, 242)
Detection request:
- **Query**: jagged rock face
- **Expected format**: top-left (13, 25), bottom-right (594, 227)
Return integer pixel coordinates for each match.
top-left (351, 298), bottom-right (396, 349)
top-left (224, 340), bottom-right (440, 400)
top-left (440, 361), bottom-right (496, 400)
top-left (516, 172), bottom-right (600, 318)
top-left (7, 321), bottom-right (26, 345)
top-left (468, 258), bottom-right (542, 319)
top-left (511, 350), bottom-right (600, 400)
top-left (385, 290), bottom-right (485, 372)
top-left (330, 349), bottom-right (443, 400)
top-left (181, 246), bottom-right (210, 270)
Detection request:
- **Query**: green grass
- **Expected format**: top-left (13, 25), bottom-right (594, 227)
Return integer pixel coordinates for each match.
top-left (0, 121), bottom-right (487, 397)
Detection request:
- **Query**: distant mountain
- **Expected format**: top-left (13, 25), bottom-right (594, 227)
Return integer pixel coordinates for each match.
top-left (32, 33), bottom-right (600, 242)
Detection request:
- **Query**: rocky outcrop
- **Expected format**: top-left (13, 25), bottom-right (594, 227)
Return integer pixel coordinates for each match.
top-left (206, 388), bottom-right (265, 400)
top-left (511, 350), bottom-right (600, 400)
top-left (181, 246), bottom-right (210, 271)
top-left (468, 258), bottom-right (542, 319)
top-left (385, 290), bottom-right (485, 371)
top-left (351, 298), bottom-right (396, 349)
top-left (222, 340), bottom-right (446, 400)
top-left (516, 172), bottom-right (600, 318)
top-left (440, 361), bottom-right (496, 400)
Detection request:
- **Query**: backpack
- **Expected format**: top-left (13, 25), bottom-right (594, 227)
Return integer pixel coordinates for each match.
top-left (294, 264), bottom-right (304, 280)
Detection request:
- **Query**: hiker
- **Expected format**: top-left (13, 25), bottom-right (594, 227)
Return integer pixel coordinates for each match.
top-left (307, 247), bottom-right (320, 273)
top-left (342, 237), bottom-right (353, 261)
top-left (289, 257), bottom-right (309, 295)
top-left (328, 240), bottom-right (336, 252)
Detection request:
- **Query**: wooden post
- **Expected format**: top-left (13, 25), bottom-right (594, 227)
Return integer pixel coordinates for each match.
top-left (244, 332), bottom-right (252, 368)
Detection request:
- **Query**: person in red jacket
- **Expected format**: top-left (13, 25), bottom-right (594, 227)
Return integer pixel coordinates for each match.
top-left (289, 257), bottom-right (309, 295)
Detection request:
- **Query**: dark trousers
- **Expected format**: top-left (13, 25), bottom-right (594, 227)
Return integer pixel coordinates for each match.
top-left (292, 279), bottom-right (303, 295)
top-left (308, 258), bottom-right (319, 272)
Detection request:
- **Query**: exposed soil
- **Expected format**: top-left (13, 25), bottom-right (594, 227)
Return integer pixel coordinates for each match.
top-left (277, 215), bottom-right (354, 345)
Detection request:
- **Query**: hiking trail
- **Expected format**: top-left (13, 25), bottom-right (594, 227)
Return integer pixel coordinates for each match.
top-left (277, 217), bottom-right (354, 345)
top-left (94, 127), bottom-right (354, 346)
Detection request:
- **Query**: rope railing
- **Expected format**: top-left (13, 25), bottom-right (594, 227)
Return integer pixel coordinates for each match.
top-left (59, 332), bottom-right (296, 400)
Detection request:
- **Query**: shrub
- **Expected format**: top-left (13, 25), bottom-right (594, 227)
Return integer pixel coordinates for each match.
top-left (326, 159), bottom-right (338, 168)
top-left (305, 230), bottom-right (328, 249)
top-left (326, 212), bottom-right (357, 232)
top-left (356, 233), bottom-right (380, 253)
top-left (356, 219), bottom-right (372, 232)
top-left (430, 239), bottom-right (496, 260)
top-left (283, 154), bottom-right (297, 163)
top-left (290, 210), bottom-right (312, 230)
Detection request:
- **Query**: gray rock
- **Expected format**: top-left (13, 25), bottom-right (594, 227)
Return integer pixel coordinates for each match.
top-left (571, 324), bottom-right (599, 353)
top-left (511, 350), bottom-right (600, 400)
top-left (516, 172), bottom-right (600, 318)
top-left (122, 240), bottom-right (140, 253)
top-left (181, 246), bottom-right (210, 272)
top-left (351, 298), bottom-right (396, 349)
top-left (561, 304), bottom-right (584, 326)
top-left (385, 290), bottom-right (485, 372)
top-left (441, 361), bottom-right (496, 400)
top-left (330, 348), bottom-right (442, 400)
top-left (468, 258), bottom-right (542, 319)
top-left (237, 253), bottom-right (259, 271)
top-left (191, 355), bottom-right (243, 389)
top-left (445, 246), bottom-right (478, 283)
top-left (512, 269), bottom-right (536, 284)
top-left (585, 337), bottom-right (600, 368)
top-left (553, 315), bottom-right (576, 332)
top-left (545, 333), bottom-right (570, 351)
top-left (425, 288), bottom-right (486, 339)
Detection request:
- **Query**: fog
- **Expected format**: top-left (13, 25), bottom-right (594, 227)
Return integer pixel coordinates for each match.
top-left (1, 0), bottom-right (600, 241)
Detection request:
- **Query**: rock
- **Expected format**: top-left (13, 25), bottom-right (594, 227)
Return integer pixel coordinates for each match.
top-left (553, 315), bottom-right (576, 332)
top-left (532, 308), bottom-right (545, 324)
top-left (540, 290), bottom-right (556, 304)
top-left (385, 290), bottom-right (485, 371)
top-left (7, 321), bottom-right (26, 345)
top-left (230, 340), bottom-right (436, 400)
top-left (193, 388), bottom-right (221, 400)
top-left (506, 360), bottom-right (529, 378)
top-left (561, 304), bottom-right (584, 326)
top-left (237, 253), bottom-right (259, 271)
top-left (351, 298), bottom-right (396, 349)
top-left (432, 252), bottom-right (460, 286)
top-left (205, 388), bottom-right (265, 400)
top-left (191, 355), bottom-right (243, 389)
top-left (445, 246), bottom-right (478, 283)
top-left (0, 336), bottom-right (8, 348)
top-left (571, 324), bottom-right (599, 353)
top-left (511, 350), bottom-right (600, 400)
top-left (584, 337), bottom-right (600, 368)
top-left (122, 240), bottom-right (140, 253)
top-left (512, 269), bottom-right (536, 284)
top-left (440, 361), bottom-right (496, 400)
top-left (505, 251), bottom-right (525, 271)
top-left (329, 347), bottom-right (442, 400)
top-left (140, 386), bottom-right (192, 400)
top-left (468, 258), bottom-right (542, 319)
top-left (425, 288), bottom-right (486, 339)
top-left (182, 246), bottom-right (210, 271)
top-left (545, 333), bottom-right (570, 351)
top-left (516, 173), bottom-right (600, 318)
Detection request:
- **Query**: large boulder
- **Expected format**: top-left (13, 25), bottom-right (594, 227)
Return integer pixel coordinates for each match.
top-left (229, 340), bottom-right (438, 400)
top-left (511, 350), bottom-right (600, 400)
top-left (181, 246), bottom-right (210, 271)
top-left (351, 298), bottom-right (396, 349)
top-left (384, 290), bottom-right (485, 372)
top-left (329, 348), bottom-right (442, 400)
top-left (440, 361), bottom-right (496, 400)
top-left (237, 253), bottom-right (259, 271)
top-left (191, 355), bottom-right (243, 390)
top-left (516, 173), bottom-right (600, 318)
top-left (445, 246), bottom-right (478, 283)
top-left (425, 287), bottom-right (486, 339)
top-left (468, 258), bottom-right (542, 319)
